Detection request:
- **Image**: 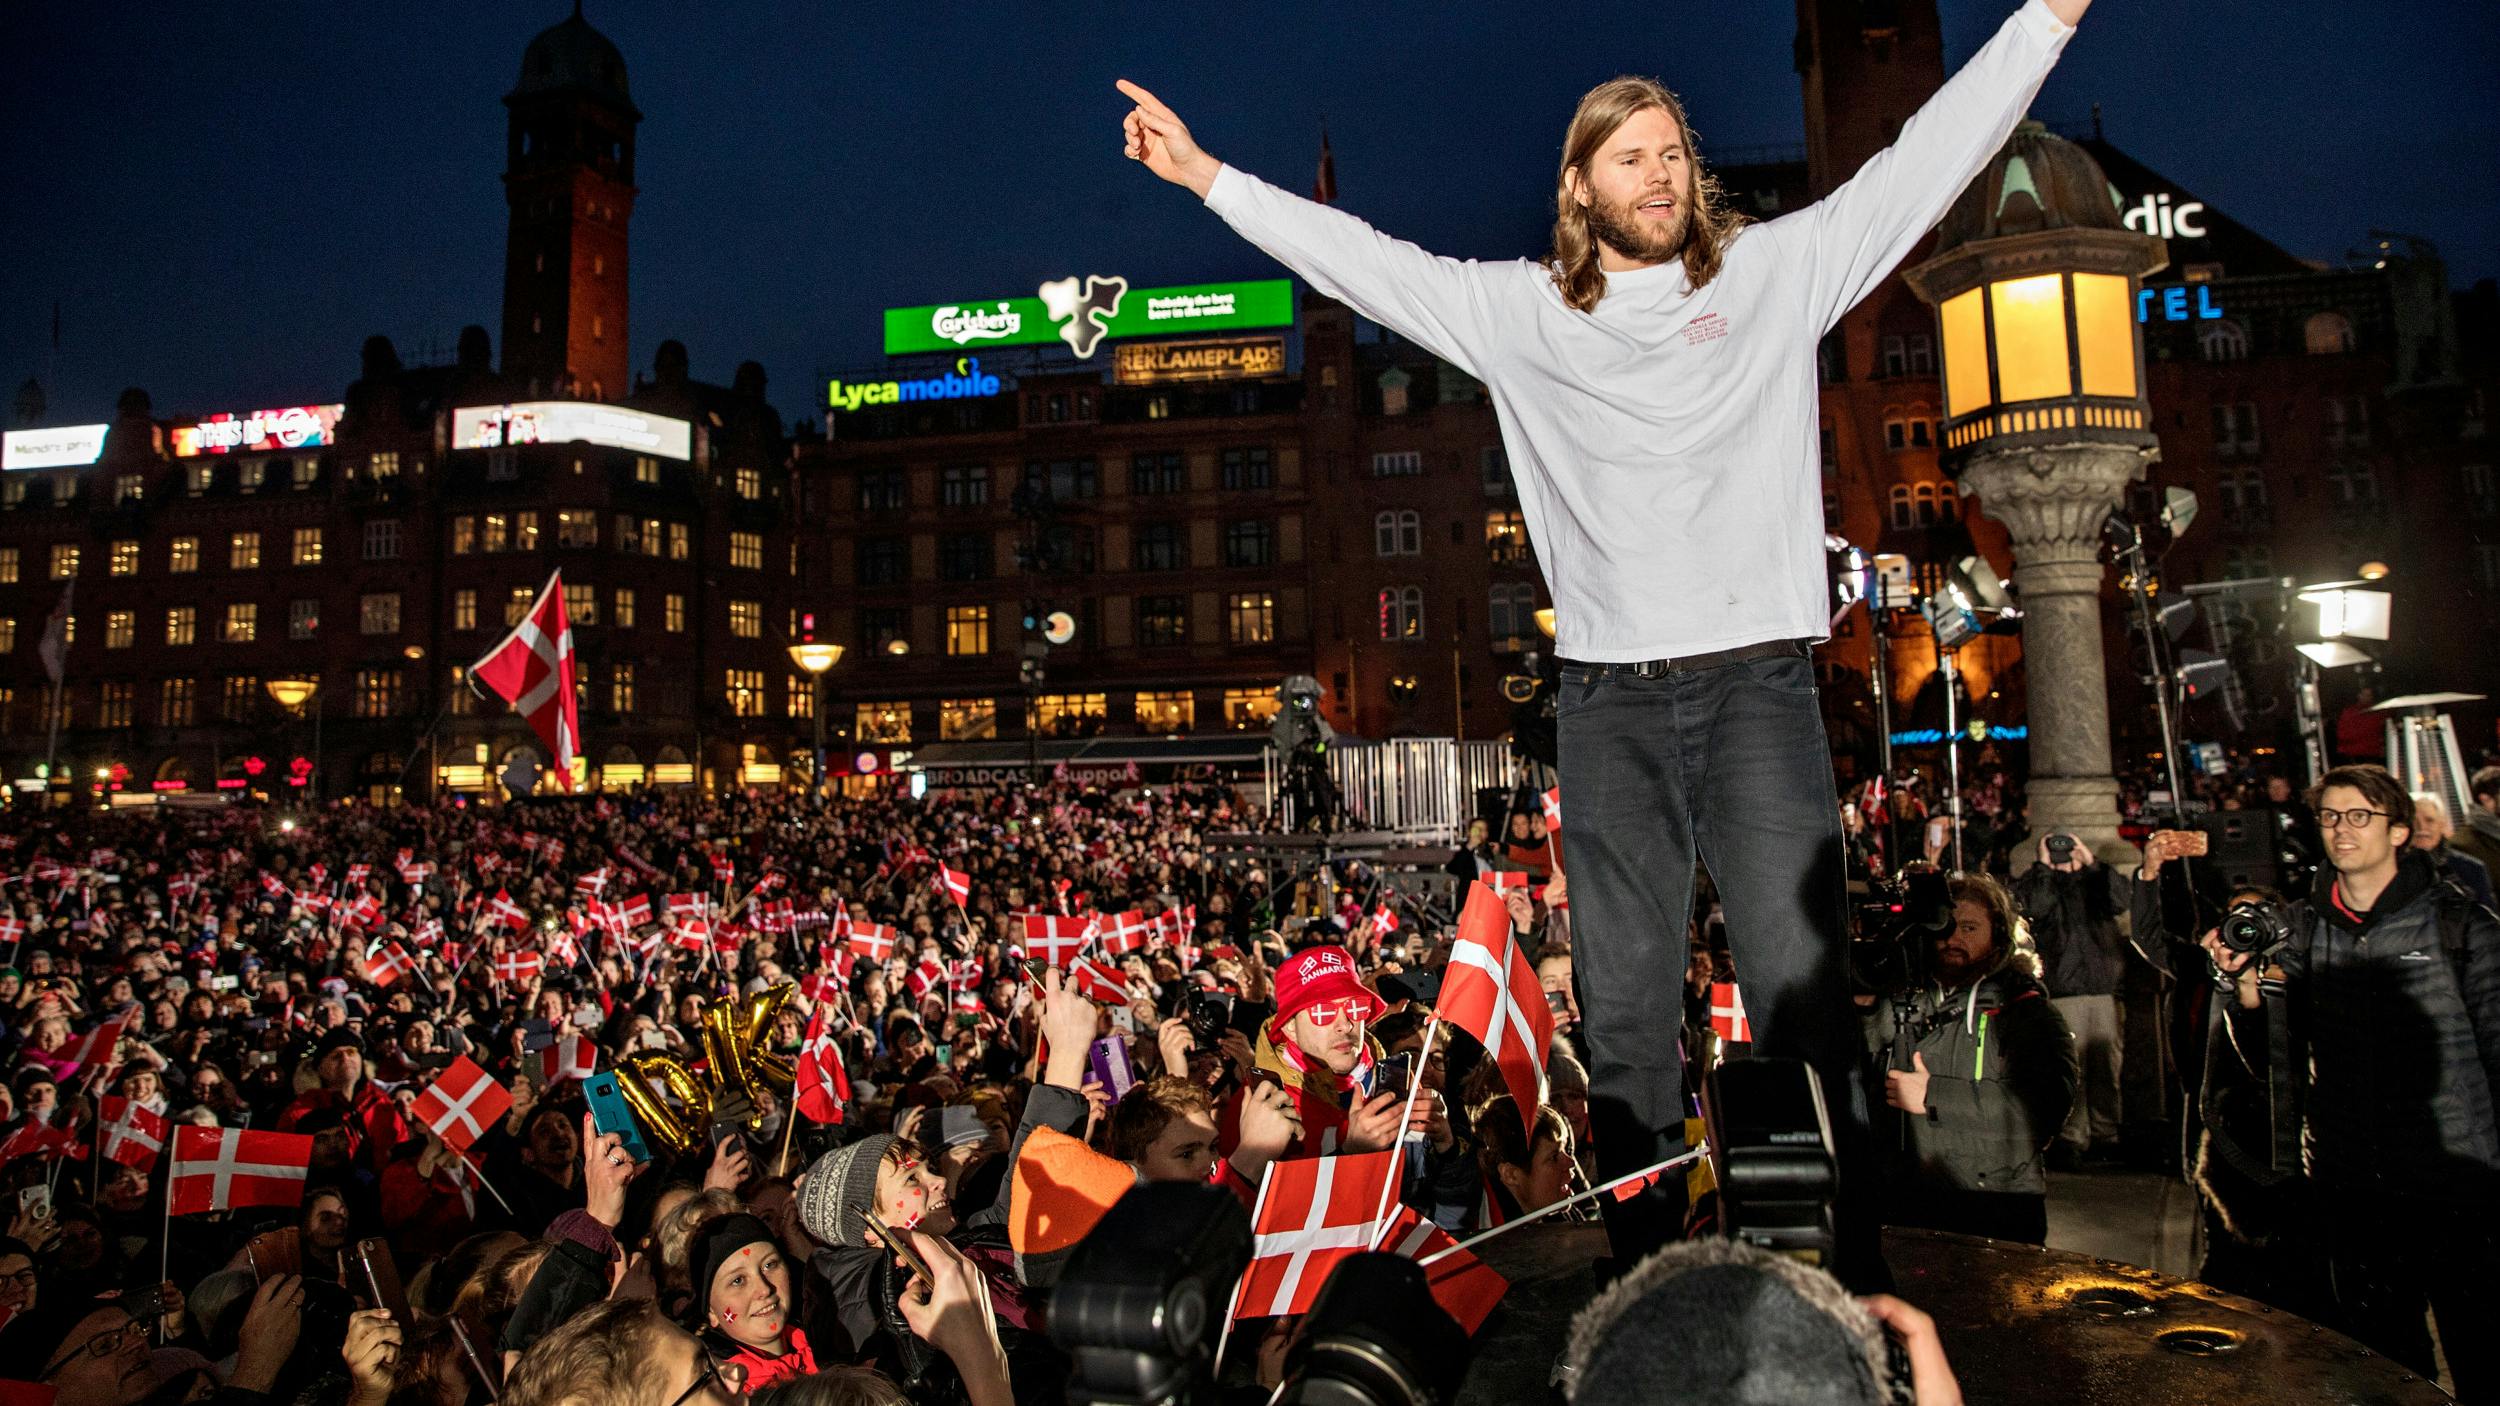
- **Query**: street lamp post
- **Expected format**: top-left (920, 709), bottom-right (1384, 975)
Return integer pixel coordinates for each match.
top-left (787, 642), bottom-right (844, 802)
top-left (266, 675), bottom-right (322, 805)
top-left (1905, 121), bottom-right (2169, 863)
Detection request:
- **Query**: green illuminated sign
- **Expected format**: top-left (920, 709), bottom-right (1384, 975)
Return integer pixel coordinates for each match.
top-left (883, 277), bottom-right (1294, 358)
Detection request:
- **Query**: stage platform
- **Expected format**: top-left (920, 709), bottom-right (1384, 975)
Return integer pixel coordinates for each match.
top-left (1456, 1222), bottom-right (2449, 1404)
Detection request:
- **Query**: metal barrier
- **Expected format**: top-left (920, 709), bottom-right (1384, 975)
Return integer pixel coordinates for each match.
top-left (1265, 737), bottom-right (1537, 842)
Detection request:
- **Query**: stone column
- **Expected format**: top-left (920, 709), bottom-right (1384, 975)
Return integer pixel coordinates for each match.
top-left (1958, 443), bottom-right (2152, 865)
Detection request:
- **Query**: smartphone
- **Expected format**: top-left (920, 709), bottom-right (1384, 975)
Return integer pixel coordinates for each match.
top-left (1108, 1006), bottom-right (1137, 1036)
top-left (1087, 1036), bottom-right (1137, 1100)
top-left (953, 1011), bottom-right (981, 1031)
top-left (1545, 989), bottom-right (1572, 1018)
top-left (863, 1210), bottom-right (934, 1284)
top-left (582, 1072), bottom-right (654, 1163)
top-left (17, 1185), bottom-right (50, 1223)
top-left (357, 1238), bottom-right (411, 1322)
top-left (1374, 1052), bottom-right (1414, 1101)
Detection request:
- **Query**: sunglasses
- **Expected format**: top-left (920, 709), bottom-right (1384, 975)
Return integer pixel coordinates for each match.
top-left (1302, 997), bottom-right (1370, 1028)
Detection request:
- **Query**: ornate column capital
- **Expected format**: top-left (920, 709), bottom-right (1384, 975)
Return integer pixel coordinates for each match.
top-left (1957, 443), bottom-right (2154, 563)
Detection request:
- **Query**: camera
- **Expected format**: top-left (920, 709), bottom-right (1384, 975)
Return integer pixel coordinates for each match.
top-left (1849, 868), bottom-right (1953, 993)
top-left (2217, 895), bottom-right (2294, 957)
top-left (1185, 989), bottom-right (1236, 1045)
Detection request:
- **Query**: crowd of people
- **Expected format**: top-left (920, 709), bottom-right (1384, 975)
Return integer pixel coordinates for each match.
top-left (0, 743), bottom-right (2488, 1404)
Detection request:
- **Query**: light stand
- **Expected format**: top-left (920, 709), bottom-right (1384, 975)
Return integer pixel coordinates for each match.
top-left (1918, 557), bottom-right (2015, 874)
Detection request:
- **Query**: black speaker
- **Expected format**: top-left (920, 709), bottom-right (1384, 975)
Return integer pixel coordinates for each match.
top-left (2197, 811), bottom-right (2282, 892)
top-left (1474, 786), bottom-right (1511, 837)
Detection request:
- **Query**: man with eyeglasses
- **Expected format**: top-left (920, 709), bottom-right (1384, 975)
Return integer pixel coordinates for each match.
top-left (2141, 763), bottom-right (2500, 1397)
top-left (0, 1277), bottom-right (299, 1406)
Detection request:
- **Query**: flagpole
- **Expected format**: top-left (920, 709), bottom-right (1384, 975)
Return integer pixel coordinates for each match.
top-left (1212, 1158), bottom-right (1280, 1375)
top-left (1369, 1017), bottom-right (1441, 1250)
top-left (458, 1146), bottom-right (517, 1217)
top-left (1414, 1144), bottom-right (1710, 1269)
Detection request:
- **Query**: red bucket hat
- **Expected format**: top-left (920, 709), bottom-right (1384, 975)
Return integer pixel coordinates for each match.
top-left (1268, 944), bottom-right (1379, 1036)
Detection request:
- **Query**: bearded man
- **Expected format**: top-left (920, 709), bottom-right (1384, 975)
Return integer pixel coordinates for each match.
top-left (1120, 0), bottom-right (2091, 1282)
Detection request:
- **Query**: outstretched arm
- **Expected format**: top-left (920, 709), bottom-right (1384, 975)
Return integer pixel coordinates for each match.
top-left (1785, 0), bottom-right (2084, 336)
top-left (1118, 79), bottom-right (1502, 377)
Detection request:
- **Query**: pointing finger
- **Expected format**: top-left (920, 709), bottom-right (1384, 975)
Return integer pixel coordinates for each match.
top-left (1114, 79), bottom-right (1174, 119)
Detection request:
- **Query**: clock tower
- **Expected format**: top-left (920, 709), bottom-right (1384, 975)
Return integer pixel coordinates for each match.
top-left (500, 5), bottom-right (639, 401)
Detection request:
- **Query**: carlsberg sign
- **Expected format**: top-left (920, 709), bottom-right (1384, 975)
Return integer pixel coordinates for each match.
top-left (883, 278), bottom-right (1293, 357)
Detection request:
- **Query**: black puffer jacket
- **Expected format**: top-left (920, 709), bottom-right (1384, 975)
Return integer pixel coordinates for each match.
top-left (2242, 850), bottom-right (2500, 1208)
top-left (2013, 861), bottom-right (2127, 999)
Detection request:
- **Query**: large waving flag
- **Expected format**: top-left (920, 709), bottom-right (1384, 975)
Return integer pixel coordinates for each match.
top-left (1231, 1150), bottom-right (1402, 1320)
top-left (1441, 882), bottom-right (1555, 1139)
top-left (468, 567), bottom-right (579, 788)
top-left (169, 1127), bottom-right (312, 1215)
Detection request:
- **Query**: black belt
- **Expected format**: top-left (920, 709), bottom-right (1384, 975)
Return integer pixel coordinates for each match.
top-left (1555, 637), bottom-right (1810, 680)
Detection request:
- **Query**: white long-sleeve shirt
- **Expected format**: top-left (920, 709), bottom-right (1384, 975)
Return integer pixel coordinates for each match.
top-left (1204, 0), bottom-right (2073, 663)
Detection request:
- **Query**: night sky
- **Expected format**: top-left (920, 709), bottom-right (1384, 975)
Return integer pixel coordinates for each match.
top-left (4, 2), bottom-right (2493, 428)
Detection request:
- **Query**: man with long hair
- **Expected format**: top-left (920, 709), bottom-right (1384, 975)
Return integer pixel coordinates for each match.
top-left (1120, 0), bottom-right (2091, 1284)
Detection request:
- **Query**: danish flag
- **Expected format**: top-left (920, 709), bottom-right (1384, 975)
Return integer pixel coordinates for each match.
top-left (934, 864), bottom-right (971, 906)
top-left (413, 1057), bottom-right (512, 1151)
top-left (100, 1096), bottom-right (168, 1171)
top-left (1231, 1150), bottom-right (1403, 1320)
top-left (670, 919), bottom-right (711, 953)
top-left (468, 567), bottom-right (580, 789)
top-left (0, 1120), bottom-right (82, 1166)
top-left (62, 1015), bottom-right (127, 1071)
top-left (1373, 904), bottom-right (1401, 935)
top-left (617, 893), bottom-right (653, 930)
top-left (492, 950), bottom-right (544, 985)
top-left (793, 1002), bottom-right (850, 1126)
top-left (574, 867), bottom-right (612, 898)
top-left (399, 860), bottom-right (436, 882)
top-left (1020, 913), bottom-right (1093, 968)
top-left (1541, 787), bottom-right (1563, 832)
top-left (346, 863), bottom-right (371, 887)
top-left (1708, 982), bottom-right (1755, 1045)
top-left (667, 893), bottom-right (707, 919)
top-left (412, 917), bottom-right (444, 948)
top-left (846, 922), bottom-right (896, 963)
top-left (487, 889), bottom-right (530, 931)
top-left (168, 1126), bottom-right (312, 1214)
top-left (343, 894), bottom-right (382, 930)
top-left (1441, 882), bottom-right (1555, 1139)
top-left (0, 915), bottom-right (22, 950)
top-left (1482, 871), bottom-right (1530, 892)
top-left (364, 942), bottom-right (416, 988)
top-left (710, 853), bottom-right (736, 885)
top-left (1379, 1206), bottom-right (1508, 1334)
top-left (541, 1035), bottom-right (599, 1086)
top-left (1098, 910), bottom-right (1152, 956)
top-left (906, 959), bottom-right (947, 1001)
top-left (1066, 956), bottom-right (1130, 1006)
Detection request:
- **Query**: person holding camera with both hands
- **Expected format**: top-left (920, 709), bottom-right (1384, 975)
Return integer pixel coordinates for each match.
top-left (2149, 764), bottom-right (2500, 1398)
top-left (2014, 832), bottom-right (2129, 1169)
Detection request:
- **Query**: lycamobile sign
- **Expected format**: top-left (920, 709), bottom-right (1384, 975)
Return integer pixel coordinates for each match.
top-left (884, 277), bottom-right (1294, 357)
top-left (828, 357), bottom-right (1003, 413)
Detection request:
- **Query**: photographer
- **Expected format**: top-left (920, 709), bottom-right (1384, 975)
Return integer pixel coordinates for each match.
top-left (1862, 874), bottom-right (2075, 1245)
top-left (2013, 834), bottom-right (2128, 1166)
top-left (2189, 765), bottom-right (2500, 1397)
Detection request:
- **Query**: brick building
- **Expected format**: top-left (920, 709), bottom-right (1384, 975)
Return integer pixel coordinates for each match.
top-left (0, 8), bottom-right (798, 805)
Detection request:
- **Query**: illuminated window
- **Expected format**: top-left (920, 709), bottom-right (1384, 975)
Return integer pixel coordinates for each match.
top-left (1223, 519), bottom-right (1274, 567)
top-left (187, 464), bottom-right (212, 494)
top-left (221, 676), bottom-right (260, 722)
top-left (612, 588), bottom-right (636, 628)
top-left (165, 607), bottom-right (196, 646)
top-left (110, 540), bottom-right (140, 576)
top-left (223, 603), bottom-right (258, 643)
top-left (224, 531), bottom-right (261, 571)
top-left (0, 547), bottom-right (15, 583)
top-left (115, 473), bottom-right (143, 504)
top-left (160, 677), bottom-right (196, 727)
top-left (239, 459), bottom-right (267, 492)
top-left (1489, 583), bottom-right (1538, 651)
top-left (99, 683), bottom-right (134, 728)
top-left (1032, 692), bottom-right (1107, 737)
top-left (347, 669), bottom-right (398, 718)
top-left (634, 456), bottom-right (660, 485)
top-left (856, 701), bottom-right (912, 742)
top-left (639, 518), bottom-right (664, 556)
top-left (360, 593), bottom-right (401, 635)
top-left (515, 512), bottom-right (540, 551)
top-left (1136, 691), bottom-right (1195, 732)
top-left (783, 675), bottom-right (815, 719)
top-left (0, 620), bottom-right (11, 653)
top-left (946, 605), bottom-right (989, 656)
top-left (291, 527), bottom-right (323, 566)
top-left (167, 537), bottom-right (198, 574)
top-left (730, 532), bottom-right (763, 570)
top-left (50, 543), bottom-right (80, 579)
top-left (505, 587), bottom-right (534, 627)
top-left (481, 514), bottom-right (509, 553)
top-left (610, 662), bottom-right (636, 712)
top-left (289, 599), bottom-right (320, 641)
top-left (557, 510), bottom-right (598, 548)
top-left (665, 593), bottom-right (686, 633)
top-left (364, 520), bottom-right (401, 560)
top-left (564, 583), bottom-right (596, 625)
top-left (1486, 511), bottom-right (1528, 565)
top-left (725, 669), bottom-right (767, 718)
top-left (668, 523), bottom-right (689, 560)
top-left (369, 451), bottom-right (400, 478)
top-left (1375, 510), bottom-right (1421, 557)
top-left (102, 611), bottom-right (133, 649)
top-left (1227, 592), bottom-right (1274, 646)
top-left (451, 517), bottom-right (476, 554)
top-left (291, 457), bottom-right (318, 488)
top-left (1222, 688), bottom-right (1281, 730)
top-left (446, 589), bottom-right (474, 632)
top-left (1378, 586), bottom-right (1424, 641)
top-left (940, 698), bottom-right (996, 741)
top-left (2304, 311), bottom-right (2355, 356)
top-left (728, 600), bottom-right (762, 638)
top-left (735, 466), bottom-right (764, 500)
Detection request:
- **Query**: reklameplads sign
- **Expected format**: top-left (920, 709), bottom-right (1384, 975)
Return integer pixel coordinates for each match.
top-left (885, 277), bottom-right (1293, 358)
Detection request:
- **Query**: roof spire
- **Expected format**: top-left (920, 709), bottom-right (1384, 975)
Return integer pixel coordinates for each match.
top-left (1313, 120), bottom-right (1338, 205)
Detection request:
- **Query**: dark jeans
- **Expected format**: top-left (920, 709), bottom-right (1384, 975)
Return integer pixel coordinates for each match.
top-left (2322, 1200), bottom-right (2497, 1401)
top-left (1557, 647), bottom-right (1878, 1278)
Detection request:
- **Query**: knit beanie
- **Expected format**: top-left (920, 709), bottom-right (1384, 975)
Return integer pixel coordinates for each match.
top-left (799, 1133), bottom-right (896, 1249)
top-left (1561, 1238), bottom-right (1896, 1406)
top-left (683, 1213), bottom-right (780, 1326)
